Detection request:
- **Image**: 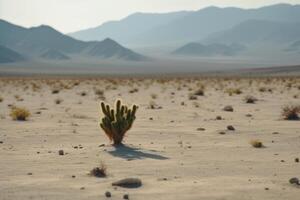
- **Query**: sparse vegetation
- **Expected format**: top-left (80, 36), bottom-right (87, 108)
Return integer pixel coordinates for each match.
top-left (225, 88), bottom-right (242, 96)
top-left (281, 105), bottom-right (300, 120)
top-left (250, 139), bottom-right (264, 148)
top-left (244, 95), bottom-right (257, 104)
top-left (194, 88), bottom-right (204, 96)
top-left (100, 99), bottom-right (138, 145)
top-left (90, 162), bottom-right (107, 178)
top-left (10, 107), bottom-right (30, 121)
top-left (55, 98), bottom-right (63, 105)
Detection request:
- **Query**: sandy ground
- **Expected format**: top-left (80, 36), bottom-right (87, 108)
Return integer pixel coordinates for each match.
top-left (0, 76), bottom-right (300, 200)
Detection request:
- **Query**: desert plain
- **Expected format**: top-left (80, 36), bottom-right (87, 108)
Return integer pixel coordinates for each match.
top-left (0, 75), bottom-right (300, 200)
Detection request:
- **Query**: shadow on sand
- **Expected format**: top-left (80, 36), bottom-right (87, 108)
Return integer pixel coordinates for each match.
top-left (107, 144), bottom-right (168, 160)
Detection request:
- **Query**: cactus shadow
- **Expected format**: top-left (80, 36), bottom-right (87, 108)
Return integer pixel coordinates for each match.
top-left (107, 144), bottom-right (169, 160)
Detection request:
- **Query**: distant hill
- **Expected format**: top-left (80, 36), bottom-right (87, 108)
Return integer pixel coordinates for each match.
top-left (0, 19), bottom-right (146, 61)
top-left (286, 41), bottom-right (300, 53)
top-left (69, 11), bottom-right (190, 44)
top-left (204, 20), bottom-right (300, 45)
top-left (0, 45), bottom-right (24, 63)
top-left (173, 43), bottom-right (245, 56)
top-left (70, 4), bottom-right (300, 46)
top-left (40, 49), bottom-right (70, 60)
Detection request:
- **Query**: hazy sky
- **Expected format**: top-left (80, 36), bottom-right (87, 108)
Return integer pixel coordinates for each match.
top-left (0, 0), bottom-right (300, 33)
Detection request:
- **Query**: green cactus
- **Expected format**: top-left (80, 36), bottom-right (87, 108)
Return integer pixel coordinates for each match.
top-left (100, 99), bottom-right (138, 145)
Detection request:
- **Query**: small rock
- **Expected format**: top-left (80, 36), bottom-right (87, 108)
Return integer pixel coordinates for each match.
top-left (99, 144), bottom-right (105, 147)
top-left (295, 158), bottom-right (299, 163)
top-left (27, 172), bottom-right (33, 175)
top-left (105, 191), bottom-right (111, 198)
top-left (80, 187), bottom-right (85, 190)
top-left (227, 125), bottom-right (235, 131)
top-left (265, 187), bottom-right (269, 190)
top-left (58, 150), bottom-right (64, 155)
top-left (272, 132), bottom-right (279, 135)
top-left (197, 128), bottom-right (206, 131)
top-left (123, 194), bottom-right (129, 199)
top-left (112, 178), bottom-right (142, 188)
top-left (0, 141), bottom-right (3, 144)
top-left (149, 117), bottom-right (153, 120)
top-left (223, 105), bottom-right (234, 112)
top-left (72, 175), bottom-right (76, 178)
top-left (219, 131), bottom-right (226, 135)
top-left (216, 116), bottom-right (222, 120)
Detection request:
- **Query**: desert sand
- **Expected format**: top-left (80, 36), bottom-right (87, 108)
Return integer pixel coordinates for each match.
top-left (0, 76), bottom-right (300, 200)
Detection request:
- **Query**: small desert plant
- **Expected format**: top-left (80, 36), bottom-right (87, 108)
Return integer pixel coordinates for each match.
top-left (80, 91), bottom-right (87, 96)
top-left (250, 139), bottom-right (264, 148)
top-left (90, 162), bottom-right (107, 178)
top-left (100, 99), bottom-right (138, 145)
top-left (55, 98), bottom-right (63, 105)
top-left (281, 105), bottom-right (300, 120)
top-left (52, 89), bottom-right (60, 94)
top-left (129, 88), bottom-right (138, 93)
top-left (150, 93), bottom-right (157, 99)
top-left (188, 94), bottom-right (197, 100)
top-left (194, 89), bottom-right (204, 96)
top-left (225, 88), bottom-right (242, 96)
top-left (10, 107), bottom-right (30, 121)
top-left (244, 95), bottom-right (257, 104)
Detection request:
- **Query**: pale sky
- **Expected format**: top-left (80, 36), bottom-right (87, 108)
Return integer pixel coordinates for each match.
top-left (0, 0), bottom-right (300, 33)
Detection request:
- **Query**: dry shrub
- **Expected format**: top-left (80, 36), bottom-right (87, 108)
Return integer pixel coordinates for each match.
top-left (250, 139), bottom-right (264, 148)
top-left (90, 162), bottom-right (107, 178)
top-left (282, 105), bottom-right (300, 120)
top-left (244, 95), bottom-right (257, 104)
top-left (10, 107), bottom-right (30, 121)
top-left (52, 89), bottom-right (60, 94)
top-left (55, 98), bottom-right (63, 105)
top-left (151, 93), bottom-right (157, 99)
top-left (194, 88), bottom-right (204, 96)
top-left (188, 94), bottom-right (197, 100)
top-left (225, 88), bottom-right (242, 96)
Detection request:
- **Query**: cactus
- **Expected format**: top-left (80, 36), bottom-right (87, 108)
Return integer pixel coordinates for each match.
top-left (100, 99), bottom-right (138, 145)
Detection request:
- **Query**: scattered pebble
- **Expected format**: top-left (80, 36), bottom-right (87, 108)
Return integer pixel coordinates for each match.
top-left (197, 128), bottom-right (206, 131)
top-left (123, 194), bottom-right (129, 199)
top-left (223, 105), bottom-right (234, 112)
top-left (216, 116), bottom-right (222, 120)
top-left (295, 158), bottom-right (299, 163)
top-left (112, 178), bottom-right (142, 188)
top-left (58, 150), bottom-right (64, 155)
top-left (227, 125), bottom-right (235, 131)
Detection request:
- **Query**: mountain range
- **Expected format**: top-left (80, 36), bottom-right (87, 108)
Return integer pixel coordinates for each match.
top-left (1, 3), bottom-right (300, 64)
top-left (0, 19), bottom-right (146, 63)
top-left (70, 3), bottom-right (300, 48)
